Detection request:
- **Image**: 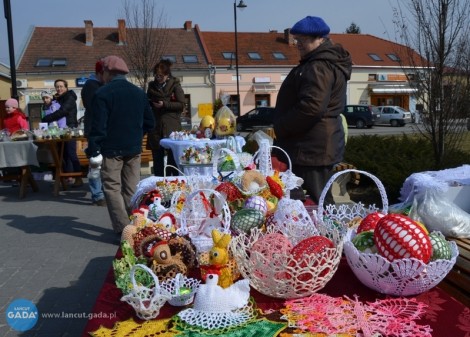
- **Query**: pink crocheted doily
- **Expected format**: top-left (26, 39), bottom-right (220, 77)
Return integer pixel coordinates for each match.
top-left (281, 293), bottom-right (432, 337)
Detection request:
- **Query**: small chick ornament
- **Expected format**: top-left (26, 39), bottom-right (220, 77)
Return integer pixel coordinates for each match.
top-left (206, 229), bottom-right (233, 288)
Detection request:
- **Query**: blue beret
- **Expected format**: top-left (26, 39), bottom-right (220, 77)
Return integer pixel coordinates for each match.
top-left (291, 16), bottom-right (330, 37)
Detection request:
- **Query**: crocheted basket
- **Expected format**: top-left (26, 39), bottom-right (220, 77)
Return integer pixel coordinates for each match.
top-left (120, 264), bottom-right (171, 320)
top-left (177, 189), bottom-right (232, 253)
top-left (344, 230), bottom-right (458, 296)
top-left (230, 219), bottom-right (343, 299)
top-left (161, 273), bottom-right (201, 306)
top-left (211, 147), bottom-right (242, 180)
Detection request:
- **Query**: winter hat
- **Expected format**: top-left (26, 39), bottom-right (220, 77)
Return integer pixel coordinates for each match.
top-left (103, 55), bottom-right (129, 74)
top-left (41, 90), bottom-right (53, 98)
top-left (291, 16), bottom-right (330, 37)
top-left (95, 60), bottom-right (104, 74)
top-left (5, 98), bottom-right (18, 108)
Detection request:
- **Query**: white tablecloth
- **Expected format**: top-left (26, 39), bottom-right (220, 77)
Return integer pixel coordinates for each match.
top-left (0, 141), bottom-right (39, 168)
top-left (160, 136), bottom-right (246, 169)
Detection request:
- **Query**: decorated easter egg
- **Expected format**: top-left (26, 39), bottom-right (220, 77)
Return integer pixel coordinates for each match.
top-left (374, 214), bottom-right (432, 263)
top-left (357, 212), bottom-right (385, 233)
top-left (215, 182), bottom-right (243, 202)
top-left (251, 233), bottom-right (293, 280)
top-left (231, 208), bottom-right (265, 233)
top-left (352, 230), bottom-right (376, 253)
top-left (429, 231), bottom-right (452, 261)
top-left (244, 196), bottom-right (268, 215)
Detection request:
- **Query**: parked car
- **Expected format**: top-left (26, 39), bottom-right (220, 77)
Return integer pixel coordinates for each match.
top-left (343, 105), bottom-right (380, 128)
top-left (236, 107), bottom-right (275, 131)
top-left (376, 106), bottom-right (413, 126)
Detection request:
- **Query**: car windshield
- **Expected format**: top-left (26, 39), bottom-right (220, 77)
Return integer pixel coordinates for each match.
top-left (395, 107), bottom-right (409, 113)
top-left (371, 106), bottom-right (380, 113)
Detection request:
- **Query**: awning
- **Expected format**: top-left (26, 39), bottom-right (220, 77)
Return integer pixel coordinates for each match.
top-left (252, 83), bottom-right (277, 93)
top-left (369, 84), bottom-right (418, 94)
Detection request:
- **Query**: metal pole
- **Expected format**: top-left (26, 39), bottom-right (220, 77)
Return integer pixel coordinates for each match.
top-left (234, 1), bottom-right (241, 116)
top-left (4, 0), bottom-right (17, 100)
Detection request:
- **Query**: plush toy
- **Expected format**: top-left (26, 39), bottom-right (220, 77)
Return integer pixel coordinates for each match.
top-left (206, 229), bottom-right (233, 288)
top-left (149, 240), bottom-right (187, 282)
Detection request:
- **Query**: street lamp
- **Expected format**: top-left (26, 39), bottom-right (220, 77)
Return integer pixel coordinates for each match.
top-left (234, 0), bottom-right (246, 116)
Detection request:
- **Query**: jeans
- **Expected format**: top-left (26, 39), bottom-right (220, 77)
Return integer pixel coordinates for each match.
top-left (88, 174), bottom-right (104, 202)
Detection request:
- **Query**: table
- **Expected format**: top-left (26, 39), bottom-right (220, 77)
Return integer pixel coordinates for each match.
top-left (34, 138), bottom-right (86, 196)
top-left (82, 255), bottom-right (469, 337)
top-left (0, 140), bottom-right (39, 198)
top-left (160, 136), bottom-right (246, 170)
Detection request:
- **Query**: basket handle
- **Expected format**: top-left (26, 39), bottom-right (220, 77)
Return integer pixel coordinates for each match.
top-left (252, 144), bottom-right (292, 175)
top-left (211, 147), bottom-right (241, 178)
top-left (164, 164), bottom-right (186, 178)
top-left (129, 264), bottom-right (161, 299)
top-left (318, 169), bottom-right (389, 215)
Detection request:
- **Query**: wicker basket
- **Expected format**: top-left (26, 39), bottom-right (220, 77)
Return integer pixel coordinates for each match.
top-left (120, 264), bottom-right (171, 320)
top-left (177, 189), bottom-right (231, 253)
top-left (230, 219), bottom-right (343, 299)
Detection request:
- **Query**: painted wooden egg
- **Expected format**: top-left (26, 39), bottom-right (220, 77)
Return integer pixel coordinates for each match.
top-left (374, 214), bottom-right (432, 263)
top-left (352, 230), bottom-right (377, 253)
top-left (231, 208), bottom-right (265, 234)
top-left (429, 231), bottom-right (452, 261)
top-left (244, 196), bottom-right (268, 216)
top-left (357, 212), bottom-right (385, 233)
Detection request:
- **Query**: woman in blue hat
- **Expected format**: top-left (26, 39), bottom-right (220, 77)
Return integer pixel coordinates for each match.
top-left (273, 16), bottom-right (352, 205)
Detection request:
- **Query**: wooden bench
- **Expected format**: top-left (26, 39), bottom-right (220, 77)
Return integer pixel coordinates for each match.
top-left (76, 135), bottom-right (153, 167)
top-left (440, 238), bottom-right (470, 308)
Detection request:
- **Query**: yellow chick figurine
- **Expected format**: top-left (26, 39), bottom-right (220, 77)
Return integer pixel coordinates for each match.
top-left (208, 229), bottom-right (233, 288)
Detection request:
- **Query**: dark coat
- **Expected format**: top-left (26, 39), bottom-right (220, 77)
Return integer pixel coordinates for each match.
top-left (86, 75), bottom-right (155, 158)
top-left (81, 76), bottom-right (102, 137)
top-left (42, 90), bottom-right (78, 128)
top-left (146, 76), bottom-right (185, 150)
top-left (273, 39), bottom-right (352, 167)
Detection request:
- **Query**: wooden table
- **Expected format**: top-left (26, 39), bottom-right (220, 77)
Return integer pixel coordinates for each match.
top-left (34, 137), bottom-right (86, 196)
top-left (0, 140), bottom-right (39, 198)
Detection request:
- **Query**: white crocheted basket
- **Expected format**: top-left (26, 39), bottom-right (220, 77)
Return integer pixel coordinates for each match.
top-left (344, 230), bottom-right (458, 296)
top-left (120, 264), bottom-right (171, 320)
top-left (161, 273), bottom-right (200, 306)
top-left (177, 188), bottom-right (232, 253)
top-left (230, 220), bottom-right (343, 299)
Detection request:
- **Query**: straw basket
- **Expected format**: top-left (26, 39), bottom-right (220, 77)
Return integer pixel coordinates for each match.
top-left (120, 264), bottom-right (171, 320)
top-left (230, 217), bottom-right (343, 299)
top-left (177, 189), bottom-right (231, 253)
top-left (321, 169), bottom-right (458, 296)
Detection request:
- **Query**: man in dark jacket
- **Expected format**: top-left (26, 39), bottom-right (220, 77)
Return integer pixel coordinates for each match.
top-left (86, 55), bottom-right (155, 234)
top-left (274, 16), bottom-right (352, 205)
top-left (81, 60), bottom-right (106, 206)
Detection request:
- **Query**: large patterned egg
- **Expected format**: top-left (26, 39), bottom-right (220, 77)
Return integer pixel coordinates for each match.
top-left (357, 212), bottom-right (385, 233)
top-left (352, 230), bottom-right (377, 253)
top-left (429, 231), bottom-right (452, 261)
top-left (231, 208), bottom-right (265, 233)
top-left (244, 196), bottom-right (268, 216)
top-left (250, 233), bottom-right (292, 280)
top-left (374, 214), bottom-right (432, 263)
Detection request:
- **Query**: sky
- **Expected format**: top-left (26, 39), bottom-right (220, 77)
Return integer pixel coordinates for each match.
top-left (0, 0), bottom-right (398, 67)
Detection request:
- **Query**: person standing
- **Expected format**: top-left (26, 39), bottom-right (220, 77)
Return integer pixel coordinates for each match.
top-left (146, 59), bottom-right (185, 176)
top-left (42, 79), bottom-right (83, 187)
top-left (81, 60), bottom-right (106, 206)
top-left (41, 91), bottom-right (65, 128)
top-left (273, 16), bottom-right (352, 205)
top-left (86, 55), bottom-right (155, 235)
top-left (3, 98), bottom-right (29, 134)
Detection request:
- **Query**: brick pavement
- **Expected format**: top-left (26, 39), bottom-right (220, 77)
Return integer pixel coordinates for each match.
top-left (0, 178), bottom-right (122, 337)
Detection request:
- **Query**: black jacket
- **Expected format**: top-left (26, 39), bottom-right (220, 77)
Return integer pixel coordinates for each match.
top-left (42, 90), bottom-right (78, 128)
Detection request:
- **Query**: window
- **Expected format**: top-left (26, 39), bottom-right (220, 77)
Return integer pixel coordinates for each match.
top-left (368, 53), bottom-right (383, 61)
top-left (368, 74), bottom-right (377, 81)
top-left (162, 55), bottom-right (177, 63)
top-left (386, 53), bottom-right (400, 62)
top-left (248, 52), bottom-right (261, 60)
top-left (35, 58), bottom-right (52, 67)
top-left (222, 52), bottom-right (235, 60)
top-left (182, 55), bottom-right (198, 63)
top-left (52, 58), bottom-right (67, 66)
top-left (273, 52), bottom-right (286, 60)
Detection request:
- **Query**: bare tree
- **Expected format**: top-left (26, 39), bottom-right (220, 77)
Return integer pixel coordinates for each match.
top-left (121, 0), bottom-right (169, 90)
top-left (392, 0), bottom-right (470, 167)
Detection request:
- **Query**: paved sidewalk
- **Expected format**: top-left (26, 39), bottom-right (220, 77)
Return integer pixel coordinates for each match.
top-left (0, 178), bottom-right (122, 336)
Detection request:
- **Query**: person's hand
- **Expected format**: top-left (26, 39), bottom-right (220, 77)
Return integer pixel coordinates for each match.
top-left (152, 101), bottom-right (164, 109)
top-left (89, 154), bottom-right (103, 168)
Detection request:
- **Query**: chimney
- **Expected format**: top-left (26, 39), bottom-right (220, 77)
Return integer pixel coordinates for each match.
top-left (184, 21), bottom-right (192, 31)
top-left (84, 20), bottom-right (93, 46)
top-left (118, 19), bottom-right (126, 45)
top-left (284, 28), bottom-right (295, 45)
